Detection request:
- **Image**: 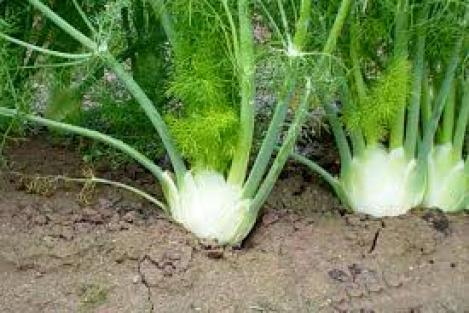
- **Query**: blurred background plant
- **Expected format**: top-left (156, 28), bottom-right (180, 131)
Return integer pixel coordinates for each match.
top-left (0, 0), bottom-right (170, 168)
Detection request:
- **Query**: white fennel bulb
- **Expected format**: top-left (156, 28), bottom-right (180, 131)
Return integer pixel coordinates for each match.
top-left (342, 146), bottom-right (424, 217)
top-left (163, 170), bottom-right (254, 245)
top-left (423, 144), bottom-right (468, 212)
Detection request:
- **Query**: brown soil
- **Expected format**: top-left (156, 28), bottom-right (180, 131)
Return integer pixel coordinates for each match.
top-left (0, 137), bottom-right (468, 313)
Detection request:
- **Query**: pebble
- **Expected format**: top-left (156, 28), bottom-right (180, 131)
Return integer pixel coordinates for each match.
top-left (132, 275), bottom-right (140, 284)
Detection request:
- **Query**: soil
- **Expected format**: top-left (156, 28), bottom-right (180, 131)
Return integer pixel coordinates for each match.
top-left (0, 136), bottom-right (468, 313)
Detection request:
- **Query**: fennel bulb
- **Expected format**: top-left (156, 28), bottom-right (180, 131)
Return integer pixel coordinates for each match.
top-left (423, 144), bottom-right (468, 212)
top-left (164, 170), bottom-right (254, 245)
top-left (342, 146), bottom-right (424, 217)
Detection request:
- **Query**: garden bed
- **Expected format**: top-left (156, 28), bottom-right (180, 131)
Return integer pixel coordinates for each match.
top-left (0, 137), bottom-right (468, 313)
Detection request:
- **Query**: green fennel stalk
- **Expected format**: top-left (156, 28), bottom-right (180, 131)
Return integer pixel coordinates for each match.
top-left (0, 0), bottom-right (352, 244)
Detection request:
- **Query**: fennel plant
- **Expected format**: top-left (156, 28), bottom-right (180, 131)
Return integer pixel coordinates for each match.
top-left (420, 2), bottom-right (468, 211)
top-left (291, 0), bottom-right (467, 216)
top-left (0, 0), bottom-right (351, 245)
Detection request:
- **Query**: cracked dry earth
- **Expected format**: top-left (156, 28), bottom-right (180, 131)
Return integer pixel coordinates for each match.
top-left (1, 138), bottom-right (468, 313)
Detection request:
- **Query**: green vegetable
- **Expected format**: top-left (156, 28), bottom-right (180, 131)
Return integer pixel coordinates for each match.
top-left (291, 1), bottom-right (467, 216)
top-left (0, 0), bottom-right (351, 244)
top-left (422, 77), bottom-right (468, 212)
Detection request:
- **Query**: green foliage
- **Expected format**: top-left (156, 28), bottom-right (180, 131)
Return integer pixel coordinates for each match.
top-left (164, 0), bottom-right (240, 171)
top-left (45, 87), bottom-right (82, 122)
top-left (0, 4), bottom-right (31, 132)
top-left (423, 0), bottom-right (467, 63)
top-left (123, 0), bottom-right (168, 108)
top-left (166, 107), bottom-right (239, 172)
top-left (78, 95), bottom-right (165, 166)
top-left (344, 57), bottom-right (411, 144)
top-left (166, 34), bottom-right (233, 113)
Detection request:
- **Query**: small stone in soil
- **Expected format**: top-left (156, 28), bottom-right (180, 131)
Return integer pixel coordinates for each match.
top-left (132, 275), bottom-right (140, 284)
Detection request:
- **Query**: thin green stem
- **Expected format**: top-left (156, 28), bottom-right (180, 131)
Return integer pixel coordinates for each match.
top-left (0, 107), bottom-right (166, 183)
top-left (390, 0), bottom-right (409, 149)
top-left (8, 171), bottom-right (168, 213)
top-left (453, 79), bottom-right (469, 157)
top-left (27, 0), bottom-right (97, 51)
top-left (350, 24), bottom-right (367, 102)
top-left (439, 80), bottom-right (456, 144)
top-left (242, 75), bottom-right (296, 198)
top-left (349, 124), bottom-right (365, 156)
top-left (0, 32), bottom-right (93, 59)
top-left (277, 0), bottom-right (292, 44)
top-left (200, 0), bottom-right (236, 64)
top-left (1, 66), bottom-right (21, 156)
top-left (321, 0), bottom-right (354, 172)
top-left (0, 122), bottom-right (14, 159)
top-left (290, 0), bottom-right (298, 24)
top-left (419, 37), bottom-right (463, 162)
top-left (324, 102), bottom-right (352, 174)
top-left (228, 0), bottom-right (255, 185)
top-left (292, 0), bottom-right (312, 50)
top-left (222, 0), bottom-right (240, 63)
top-left (348, 23), bottom-right (366, 155)
top-left (322, 0), bottom-right (352, 55)
top-left (289, 151), bottom-right (350, 208)
top-left (85, 177), bottom-right (167, 212)
top-left (102, 54), bottom-right (187, 185)
top-left (421, 65), bottom-right (432, 131)
top-left (251, 80), bottom-right (312, 214)
top-left (243, 0), bottom-right (312, 197)
top-left (19, 59), bottom-right (90, 69)
top-left (393, 0), bottom-right (409, 59)
top-left (71, 0), bottom-right (97, 35)
top-left (404, 17), bottom-right (427, 158)
top-left (257, 0), bottom-right (287, 47)
top-left (466, 157), bottom-right (469, 177)
top-left (148, 0), bottom-right (177, 47)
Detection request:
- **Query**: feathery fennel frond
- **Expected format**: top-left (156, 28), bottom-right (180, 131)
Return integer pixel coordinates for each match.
top-left (344, 57), bottom-right (411, 144)
top-left (165, 107), bottom-right (239, 172)
top-left (165, 0), bottom-right (239, 171)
